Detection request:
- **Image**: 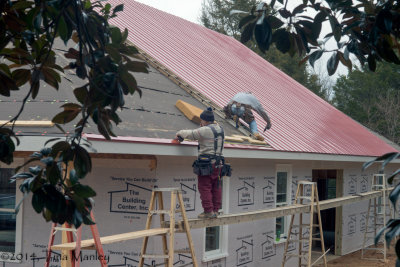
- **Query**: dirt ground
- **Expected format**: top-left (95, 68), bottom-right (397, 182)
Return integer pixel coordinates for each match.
top-left (315, 244), bottom-right (397, 267)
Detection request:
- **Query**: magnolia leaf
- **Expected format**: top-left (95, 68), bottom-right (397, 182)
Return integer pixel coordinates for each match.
top-left (238, 15), bottom-right (256, 29)
top-left (272, 29), bottom-right (290, 53)
top-left (52, 109), bottom-right (80, 124)
top-left (74, 145), bottom-right (92, 178)
top-left (327, 52), bottom-right (339, 76)
top-left (363, 152), bottom-right (400, 171)
top-left (309, 50), bottom-right (323, 68)
top-left (240, 21), bottom-right (256, 43)
top-left (389, 184), bottom-right (400, 210)
top-left (72, 184), bottom-right (96, 198)
top-left (254, 19), bottom-right (272, 52)
top-left (58, 15), bottom-right (69, 43)
top-left (12, 69), bottom-right (31, 86)
top-left (266, 16), bottom-right (284, 29)
top-left (388, 169), bottom-right (400, 185)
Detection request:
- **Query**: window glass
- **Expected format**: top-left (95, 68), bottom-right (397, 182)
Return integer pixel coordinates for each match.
top-left (275, 167), bottom-right (290, 241)
top-left (0, 168), bottom-right (16, 253)
top-left (205, 180), bottom-right (223, 253)
top-left (327, 178), bottom-right (336, 199)
top-left (205, 226), bottom-right (220, 252)
top-left (276, 172), bottom-right (287, 204)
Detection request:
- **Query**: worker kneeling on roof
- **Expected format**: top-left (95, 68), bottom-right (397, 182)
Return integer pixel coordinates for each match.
top-left (223, 92), bottom-right (272, 141)
top-left (175, 107), bottom-right (231, 219)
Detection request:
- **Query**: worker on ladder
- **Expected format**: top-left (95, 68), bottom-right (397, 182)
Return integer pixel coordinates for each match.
top-left (223, 92), bottom-right (271, 141)
top-left (175, 107), bottom-right (231, 219)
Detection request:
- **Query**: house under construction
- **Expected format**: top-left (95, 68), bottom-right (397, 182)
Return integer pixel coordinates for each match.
top-left (0, 1), bottom-right (400, 267)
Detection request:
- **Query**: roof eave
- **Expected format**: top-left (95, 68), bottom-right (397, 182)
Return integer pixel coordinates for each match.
top-left (14, 135), bottom-right (397, 163)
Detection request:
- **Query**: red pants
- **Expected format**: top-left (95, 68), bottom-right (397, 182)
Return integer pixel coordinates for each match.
top-left (198, 165), bottom-right (222, 213)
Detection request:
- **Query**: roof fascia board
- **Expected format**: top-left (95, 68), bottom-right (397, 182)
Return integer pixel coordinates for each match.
top-left (16, 136), bottom-right (399, 163)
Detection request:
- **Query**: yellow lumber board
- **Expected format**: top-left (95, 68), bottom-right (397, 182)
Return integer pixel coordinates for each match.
top-left (231, 135), bottom-right (252, 141)
top-left (232, 134), bottom-right (266, 144)
top-left (175, 100), bottom-right (203, 124)
top-left (0, 120), bottom-right (54, 127)
top-left (51, 228), bottom-right (169, 251)
top-left (248, 139), bottom-right (267, 145)
top-left (225, 136), bottom-right (244, 142)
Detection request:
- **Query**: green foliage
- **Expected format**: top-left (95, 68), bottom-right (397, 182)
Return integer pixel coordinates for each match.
top-left (236, 0), bottom-right (400, 76)
top-left (363, 153), bottom-right (400, 265)
top-left (333, 62), bottom-right (400, 144)
top-left (0, 0), bottom-right (148, 228)
top-left (201, 0), bottom-right (326, 98)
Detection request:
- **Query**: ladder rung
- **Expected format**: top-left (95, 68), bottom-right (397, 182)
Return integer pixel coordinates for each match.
top-left (149, 210), bottom-right (171, 215)
top-left (54, 227), bottom-right (77, 232)
top-left (153, 188), bottom-right (181, 192)
top-left (297, 196), bottom-right (312, 200)
top-left (298, 181), bottom-right (314, 185)
top-left (141, 254), bottom-right (169, 259)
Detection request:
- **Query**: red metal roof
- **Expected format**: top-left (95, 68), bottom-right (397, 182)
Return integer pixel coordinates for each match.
top-left (108, 1), bottom-right (397, 156)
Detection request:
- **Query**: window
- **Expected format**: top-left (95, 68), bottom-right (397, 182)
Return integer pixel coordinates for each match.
top-left (203, 177), bottom-right (229, 261)
top-left (275, 165), bottom-right (292, 243)
top-left (0, 164), bottom-right (23, 262)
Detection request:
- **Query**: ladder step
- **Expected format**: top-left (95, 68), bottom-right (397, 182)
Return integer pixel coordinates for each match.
top-left (141, 254), bottom-right (169, 259)
top-left (297, 196), bottom-right (312, 200)
top-left (149, 210), bottom-right (171, 215)
top-left (54, 227), bottom-right (77, 232)
top-left (153, 188), bottom-right (181, 192)
top-left (298, 181), bottom-right (314, 185)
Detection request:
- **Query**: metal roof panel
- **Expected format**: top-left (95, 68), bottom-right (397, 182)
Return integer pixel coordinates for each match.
top-left (108, 1), bottom-right (397, 156)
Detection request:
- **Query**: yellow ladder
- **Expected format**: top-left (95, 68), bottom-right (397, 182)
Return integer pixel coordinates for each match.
top-left (361, 174), bottom-right (392, 261)
top-left (139, 188), bottom-right (198, 267)
top-left (282, 181), bottom-right (328, 267)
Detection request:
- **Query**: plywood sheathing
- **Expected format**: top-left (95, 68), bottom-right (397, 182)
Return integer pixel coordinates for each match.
top-left (175, 100), bottom-right (203, 124)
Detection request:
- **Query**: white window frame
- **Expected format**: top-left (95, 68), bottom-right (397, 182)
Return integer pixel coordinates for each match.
top-left (0, 159), bottom-right (24, 263)
top-left (275, 164), bottom-right (292, 244)
top-left (202, 177), bottom-right (229, 262)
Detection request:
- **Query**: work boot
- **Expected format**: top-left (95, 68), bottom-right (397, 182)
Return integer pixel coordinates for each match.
top-left (253, 133), bottom-right (265, 141)
top-left (214, 211), bottom-right (223, 217)
top-left (198, 212), bottom-right (216, 219)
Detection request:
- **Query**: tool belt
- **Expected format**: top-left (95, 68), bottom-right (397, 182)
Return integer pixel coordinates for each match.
top-left (192, 154), bottom-right (232, 177)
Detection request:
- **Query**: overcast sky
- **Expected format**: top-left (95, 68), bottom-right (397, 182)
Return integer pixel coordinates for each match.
top-left (136, 0), bottom-right (203, 23)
